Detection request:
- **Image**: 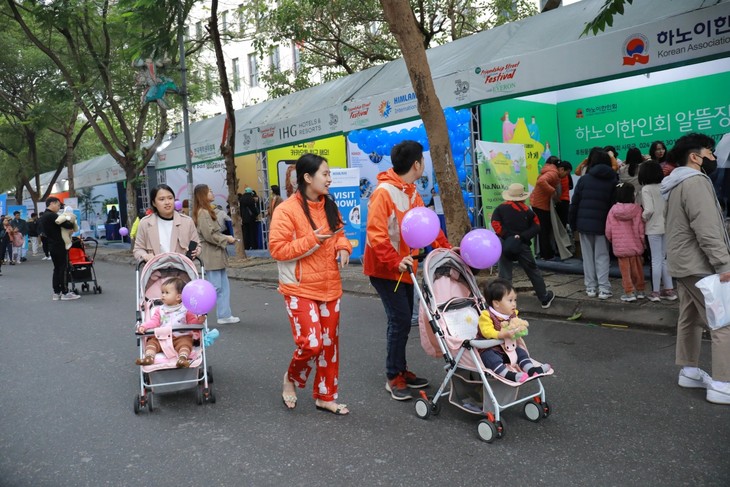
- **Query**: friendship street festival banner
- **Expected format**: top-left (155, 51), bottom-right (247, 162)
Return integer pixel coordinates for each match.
top-left (475, 141), bottom-right (527, 223)
top-left (330, 168), bottom-right (363, 260)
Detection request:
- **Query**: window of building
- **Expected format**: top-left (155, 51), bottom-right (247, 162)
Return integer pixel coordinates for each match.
top-left (238, 4), bottom-right (245, 34)
top-left (196, 21), bottom-right (203, 39)
top-left (221, 10), bottom-right (228, 33)
top-left (232, 57), bottom-right (240, 91)
top-left (291, 41), bottom-right (301, 75)
top-left (248, 53), bottom-right (258, 87)
top-left (269, 47), bottom-right (280, 72)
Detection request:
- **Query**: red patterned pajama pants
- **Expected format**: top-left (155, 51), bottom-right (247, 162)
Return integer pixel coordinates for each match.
top-left (283, 295), bottom-right (341, 401)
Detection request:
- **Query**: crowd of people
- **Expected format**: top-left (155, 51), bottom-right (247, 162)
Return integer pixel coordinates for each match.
top-left (9, 132), bottom-right (728, 411)
top-left (518, 133), bottom-right (727, 405)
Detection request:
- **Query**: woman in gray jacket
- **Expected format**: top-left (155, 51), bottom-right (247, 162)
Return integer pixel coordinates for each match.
top-left (192, 184), bottom-right (240, 325)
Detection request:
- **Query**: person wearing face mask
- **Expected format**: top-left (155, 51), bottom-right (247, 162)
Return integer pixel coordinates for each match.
top-left (661, 133), bottom-right (730, 405)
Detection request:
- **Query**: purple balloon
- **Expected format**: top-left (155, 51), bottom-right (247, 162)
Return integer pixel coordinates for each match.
top-left (182, 279), bottom-right (217, 315)
top-left (401, 207), bottom-right (440, 249)
top-left (460, 229), bottom-right (502, 269)
top-left (118, 226), bottom-right (129, 237)
top-left (174, 200), bottom-right (183, 211)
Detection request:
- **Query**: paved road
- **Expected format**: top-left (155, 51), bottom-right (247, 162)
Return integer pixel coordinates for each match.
top-left (0, 258), bottom-right (728, 486)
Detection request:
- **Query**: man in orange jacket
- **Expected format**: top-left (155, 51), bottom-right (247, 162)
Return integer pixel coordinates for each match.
top-left (364, 140), bottom-right (451, 401)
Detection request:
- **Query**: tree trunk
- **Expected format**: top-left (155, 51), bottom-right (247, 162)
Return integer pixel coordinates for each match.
top-left (65, 122), bottom-right (76, 198)
top-left (380, 0), bottom-right (471, 243)
top-left (210, 0), bottom-right (246, 259)
top-left (125, 164), bottom-right (139, 232)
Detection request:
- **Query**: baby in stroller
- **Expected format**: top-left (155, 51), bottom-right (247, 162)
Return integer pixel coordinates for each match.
top-left (135, 277), bottom-right (204, 368)
top-left (477, 278), bottom-right (552, 383)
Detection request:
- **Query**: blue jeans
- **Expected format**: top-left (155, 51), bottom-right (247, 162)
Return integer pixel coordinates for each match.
top-left (370, 276), bottom-right (414, 380)
top-left (206, 268), bottom-right (233, 319)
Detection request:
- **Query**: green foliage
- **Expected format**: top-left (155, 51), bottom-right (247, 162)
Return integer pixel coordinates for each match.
top-left (243, 0), bottom-right (538, 96)
top-left (581, 0), bottom-right (633, 36)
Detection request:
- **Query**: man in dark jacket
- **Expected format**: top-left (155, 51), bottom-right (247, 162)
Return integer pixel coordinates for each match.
top-left (10, 211), bottom-right (28, 262)
top-left (39, 197), bottom-right (80, 301)
top-left (492, 183), bottom-right (555, 309)
top-left (569, 150), bottom-right (618, 300)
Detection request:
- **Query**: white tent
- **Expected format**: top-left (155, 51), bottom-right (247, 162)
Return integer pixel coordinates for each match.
top-left (37, 0), bottom-right (730, 187)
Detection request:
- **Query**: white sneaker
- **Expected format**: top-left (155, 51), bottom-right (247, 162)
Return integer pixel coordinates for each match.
top-left (586, 288), bottom-right (597, 298)
top-left (52, 293), bottom-right (61, 301)
top-left (707, 380), bottom-right (730, 405)
top-left (678, 367), bottom-right (710, 389)
top-left (218, 316), bottom-right (240, 324)
top-left (61, 292), bottom-right (80, 301)
top-left (598, 290), bottom-right (612, 300)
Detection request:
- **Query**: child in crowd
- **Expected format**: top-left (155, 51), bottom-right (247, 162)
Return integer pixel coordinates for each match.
top-left (639, 161), bottom-right (677, 302)
top-left (9, 220), bottom-right (23, 264)
top-left (605, 184), bottom-right (646, 302)
top-left (476, 278), bottom-right (552, 383)
top-left (135, 277), bottom-right (205, 368)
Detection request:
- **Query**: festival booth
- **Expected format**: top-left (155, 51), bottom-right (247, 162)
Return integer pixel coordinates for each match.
top-left (31, 0), bottom-right (730, 250)
top-left (340, 0), bottom-right (730, 225)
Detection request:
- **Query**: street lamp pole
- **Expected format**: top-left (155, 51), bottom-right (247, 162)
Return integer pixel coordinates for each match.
top-left (178, 5), bottom-right (194, 206)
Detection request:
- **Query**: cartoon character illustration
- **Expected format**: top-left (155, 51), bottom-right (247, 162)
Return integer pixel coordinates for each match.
top-left (308, 303), bottom-right (319, 323)
top-left (318, 378), bottom-right (328, 395)
top-left (307, 330), bottom-right (319, 348)
top-left (319, 302), bottom-right (330, 318)
top-left (322, 328), bottom-right (332, 346)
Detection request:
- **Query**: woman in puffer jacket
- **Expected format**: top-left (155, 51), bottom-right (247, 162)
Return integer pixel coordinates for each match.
top-left (269, 154), bottom-right (353, 416)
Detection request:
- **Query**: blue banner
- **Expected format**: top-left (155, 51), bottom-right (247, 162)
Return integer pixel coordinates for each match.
top-left (330, 168), bottom-right (363, 261)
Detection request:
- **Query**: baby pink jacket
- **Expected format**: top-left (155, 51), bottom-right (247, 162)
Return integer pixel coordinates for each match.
top-left (605, 203), bottom-right (645, 257)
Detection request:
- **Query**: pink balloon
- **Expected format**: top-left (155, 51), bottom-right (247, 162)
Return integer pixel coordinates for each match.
top-left (182, 279), bottom-right (217, 315)
top-left (174, 200), bottom-right (183, 211)
top-left (460, 229), bottom-right (502, 269)
top-left (400, 207), bottom-right (440, 249)
top-left (119, 227), bottom-right (129, 237)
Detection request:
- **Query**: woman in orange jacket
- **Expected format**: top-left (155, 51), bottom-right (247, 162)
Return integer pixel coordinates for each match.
top-left (269, 154), bottom-right (353, 415)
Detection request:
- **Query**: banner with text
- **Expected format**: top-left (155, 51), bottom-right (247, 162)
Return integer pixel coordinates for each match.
top-left (475, 141), bottom-right (528, 223)
top-left (330, 168), bottom-right (363, 260)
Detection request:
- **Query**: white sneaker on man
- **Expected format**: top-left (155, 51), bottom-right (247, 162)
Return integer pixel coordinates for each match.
top-left (52, 293), bottom-right (61, 301)
top-left (678, 367), bottom-right (710, 389)
top-left (61, 292), bottom-right (80, 301)
top-left (218, 316), bottom-right (240, 324)
top-left (707, 380), bottom-right (730, 405)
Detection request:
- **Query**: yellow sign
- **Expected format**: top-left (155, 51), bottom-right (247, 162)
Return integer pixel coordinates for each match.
top-left (266, 136), bottom-right (347, 198)
top-left (507, 118), bottom-right (544, 188)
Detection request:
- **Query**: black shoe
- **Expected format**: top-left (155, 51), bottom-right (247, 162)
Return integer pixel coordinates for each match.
top-left (20, 257), bottom-right (27, 262)
top-left (402, 370), bottom-right (429, 389)
top-left (541, 291), bottom-right (556, 309)
top-left (385, 374), bottom-right (413, 401)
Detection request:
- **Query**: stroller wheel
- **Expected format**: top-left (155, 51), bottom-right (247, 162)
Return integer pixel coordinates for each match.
top-left (207, 366), bottom-right (214, 384)
top-left (134, 394), bottom-right (142, 415)
top-left (82, 283), bottom-right (89, 292)
top-left (524, 399), bottom-right (543, 422)
top-left (431, 400), bottom-right (441, 416)
top-left (495, 419), bottom-right (506, 439)
top-left (196, 385), bottom-right (204, 405)
top-left (415, 398), bottom-right (431, 419)
top-left (541, 401), bottom-right (551, 418)
top-left (477, 419), bottom-right (497, 443)
top-left (147, 392), bottom-right (155, 413)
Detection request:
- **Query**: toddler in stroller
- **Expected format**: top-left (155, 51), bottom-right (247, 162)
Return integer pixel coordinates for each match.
top-left (135, 277), bottom-right (204, 368)
top-left (477, 278), bottom-right (552, 383)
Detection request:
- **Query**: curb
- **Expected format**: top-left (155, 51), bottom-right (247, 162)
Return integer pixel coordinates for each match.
top-left (93, 248), bottom-right (678, 332)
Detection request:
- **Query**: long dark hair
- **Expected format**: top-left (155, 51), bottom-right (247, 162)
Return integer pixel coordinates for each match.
top-left (150, 184), bottom-right (175, 215)
top-left (192, 184), bottom-right (216, 226)
top-left (624, 147), bottom-right (643, 177)
top-left (296, 153), bottom-right (342, 232)
top-left (649, 141), bottom-right (667, 163)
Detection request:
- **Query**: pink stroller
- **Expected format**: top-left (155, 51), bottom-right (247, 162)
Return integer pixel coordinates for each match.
top-left (412, 248), bottom-right (553, 443)
top-left (133, 253), bottom-right (215, 414)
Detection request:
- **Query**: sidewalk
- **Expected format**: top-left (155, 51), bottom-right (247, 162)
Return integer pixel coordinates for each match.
top-left (92, 242), bottom-right (679, 332)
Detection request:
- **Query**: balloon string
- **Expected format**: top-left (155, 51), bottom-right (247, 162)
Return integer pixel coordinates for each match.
top-left (394, 272), bottom-right (404, 293)
top-left (393, 248), bottom-right (417, 293)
